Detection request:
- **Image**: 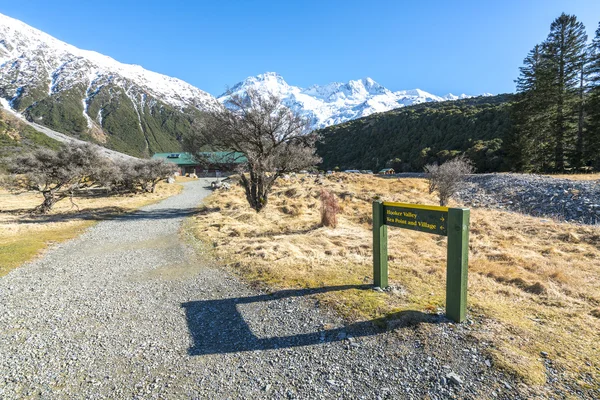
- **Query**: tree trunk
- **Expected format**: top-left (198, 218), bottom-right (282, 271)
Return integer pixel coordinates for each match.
top-left (36, 191), bottom-right (58, 214)
top-left (574, 64), bottom-right (585, 170)
top-left (150, 179), bottom-right (160, 193)
top-left (241, 169), bottom-right (271, 212)
top-left (554, 27), bottom-right (566, 172)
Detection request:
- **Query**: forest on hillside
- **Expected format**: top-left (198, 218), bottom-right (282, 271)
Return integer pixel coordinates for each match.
top-left (317, 13), bottom-right (600, 174)
top-left (316, 94), bottom-right (513, 173)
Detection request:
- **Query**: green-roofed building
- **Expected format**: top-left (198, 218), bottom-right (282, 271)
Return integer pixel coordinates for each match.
top-left (152, 152), bottom-right (246, 176)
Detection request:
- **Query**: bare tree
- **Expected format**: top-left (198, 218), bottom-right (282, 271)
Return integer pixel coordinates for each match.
top-left (184, 89), bottom-right (321, 212)
top-left (9, 143), bottom-right (114, 213)
top-left (113, 159), bottom-right (176, 193)
top-left (424, 156), bottom-right (474, 206)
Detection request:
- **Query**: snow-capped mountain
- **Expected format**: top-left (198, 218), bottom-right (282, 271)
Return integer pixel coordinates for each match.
top-left (0, 11), bottom-right (488, 156)
top-left (218, 72), bottom-right (477, 130)
top-left (0, 12), bottom-right (220, 157)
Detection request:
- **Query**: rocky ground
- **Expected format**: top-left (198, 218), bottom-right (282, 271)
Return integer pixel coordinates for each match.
top-left (457, 174), bottom-right (600, 224)
top-left (0, 179), bottom-right (585, 399)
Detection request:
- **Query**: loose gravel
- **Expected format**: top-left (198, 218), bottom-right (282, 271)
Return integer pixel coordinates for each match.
top-left (0, 180), bottom-right (547, 399)
top-left (458, 174), bottom-right (600, 224)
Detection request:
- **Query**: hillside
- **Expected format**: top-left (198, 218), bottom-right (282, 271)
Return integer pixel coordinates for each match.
top-left (0, 13), bottom-right (219, 158)
top-left (0, 106), bottom-right (61, 160)
top-left (316, 94), bottom-right (515, 173)
top-left (0, 12), bottom-right (496, 158)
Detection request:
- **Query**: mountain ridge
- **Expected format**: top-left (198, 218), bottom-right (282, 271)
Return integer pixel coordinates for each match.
top-left (0, 12), bottom-right (219, 157)
top-left (218, 72), bottom-right (488, 130)
top-left (0, 12), bottom-right (493, 157)
top-left (316, 93), bottom-right (514, 173)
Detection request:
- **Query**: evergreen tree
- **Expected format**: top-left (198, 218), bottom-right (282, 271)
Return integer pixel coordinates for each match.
top-left (574, 52), bottom-right (587, 170)
top-left (587, 23), bottom-right (600, 169)
top-left (511, 44), bottom-right (553, 171)
top-left (543, 13), bottom-right (588, 171)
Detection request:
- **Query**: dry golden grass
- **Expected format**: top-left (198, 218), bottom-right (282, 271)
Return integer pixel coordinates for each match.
top-left (175, 176), bottom-right (201, 183)
top-left (545, 173), bottom-right (600, 181)
top-left (0, 182), bottom-right (182, 276)
top-left (189, 173), bottom-right (600, 389)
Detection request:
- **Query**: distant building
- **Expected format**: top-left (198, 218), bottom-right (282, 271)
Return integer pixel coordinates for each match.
top-left (378, 168), bottom-right (395, 175)
top-left (152, 152), bottom-right (246, 176)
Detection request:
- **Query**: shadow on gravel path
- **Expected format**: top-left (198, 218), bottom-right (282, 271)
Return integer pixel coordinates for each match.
top-left (11, 207), bottom-right (203, 224)
top-left (183, 285), bottom-right (446, 355)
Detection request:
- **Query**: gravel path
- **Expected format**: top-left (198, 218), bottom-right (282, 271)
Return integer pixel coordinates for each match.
top-left (1, 180), bottom-right (530, 399)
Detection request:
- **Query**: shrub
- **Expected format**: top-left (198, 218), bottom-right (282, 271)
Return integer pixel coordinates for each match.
top-left (112, 159), bottom-right (176, 193)
top-left (8, 143), bottom-right (176, 213)
top-left (320, 189), bottom-right (340, 228)
top-left (8, 143), bottom-right (114, 213)
top-left (424, 156), bottom-right (473, 206)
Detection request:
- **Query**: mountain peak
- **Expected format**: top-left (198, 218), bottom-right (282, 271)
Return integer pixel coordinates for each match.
top-left (252, 72), bottom-right (290, 88)
top-left (0, 12), bottom-right (217, 111)
top-left (256, 71), bottom-right (285, 80)
top-left (0, 11), bottom-right (490, 157)
top-left (219, 73), bottom-right (483, 130)
top-left (0, 11), bottom-right (220, 157)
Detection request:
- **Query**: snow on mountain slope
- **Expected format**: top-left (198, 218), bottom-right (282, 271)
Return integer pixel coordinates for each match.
top-left (0, 11), bottom-right (487, 151)
top-left (0, 12), bottom-right (221, 157)
top-left (0, 13), bottom-right (218, 111)
top-left (219, 72), bottom-right (482, 130)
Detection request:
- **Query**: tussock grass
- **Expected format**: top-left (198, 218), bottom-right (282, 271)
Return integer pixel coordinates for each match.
top-left (544, 173), bottom-right (600, 181)
top-left (0, 182), bottom-right (182, 276)
top-left (174, 176), bottom-right (200, 183)
top-left (189, 173), bottom-right (600, 389)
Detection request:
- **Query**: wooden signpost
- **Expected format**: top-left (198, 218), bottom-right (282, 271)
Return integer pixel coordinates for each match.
top-left (373, 201), bottom-right (470, 323)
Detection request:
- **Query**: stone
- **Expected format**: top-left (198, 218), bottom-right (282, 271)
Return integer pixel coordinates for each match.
top-left (446, 372), bottom-right (464, 386)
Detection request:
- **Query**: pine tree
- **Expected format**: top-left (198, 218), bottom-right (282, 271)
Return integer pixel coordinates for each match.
top-left (574, 53), bottom-right (587, 170)
top-left (543, 13), bottom-right (588, 171)
top-left (510, 45), bottom-right (553, 171)
top-left (587, 22), bottom-right (600, 170)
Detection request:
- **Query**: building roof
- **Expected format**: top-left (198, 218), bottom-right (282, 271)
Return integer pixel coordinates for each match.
top-left (152, 152), bottom-right (247, 165)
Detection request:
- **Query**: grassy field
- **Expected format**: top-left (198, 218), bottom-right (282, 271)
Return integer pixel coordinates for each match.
top-left (545, 173), bottom-right (600, 181)
top-left (0, 182), bottom-right (182, 277)
top-left (188, 173), bottom-right (599, 390)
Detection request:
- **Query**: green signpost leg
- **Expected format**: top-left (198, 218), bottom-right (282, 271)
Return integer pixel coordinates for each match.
top-left (446, 208), bottom-right (470, 322)
top-left (372, 201), bottom-right (388, 288)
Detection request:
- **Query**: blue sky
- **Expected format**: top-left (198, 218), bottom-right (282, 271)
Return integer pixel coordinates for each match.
top-left (2, 0), bottom-right (600, 96)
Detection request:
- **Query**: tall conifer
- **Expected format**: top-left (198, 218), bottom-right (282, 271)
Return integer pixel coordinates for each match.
top-left (511, 45), bottom-right (553, 171)
top-left (587, 23), bottom-right (600, 169)
top-left (543, 13), bottom-right (588, 171)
